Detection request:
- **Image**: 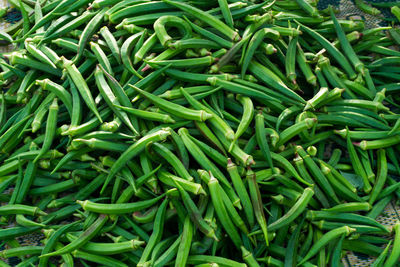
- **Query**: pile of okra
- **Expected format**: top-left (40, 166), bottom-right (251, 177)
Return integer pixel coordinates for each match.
top-left (1, 0), bottom-right (400, 266)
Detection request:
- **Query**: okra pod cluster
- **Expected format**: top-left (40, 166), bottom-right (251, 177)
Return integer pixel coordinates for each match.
top-left (0, 0), bottom-right (400, 266)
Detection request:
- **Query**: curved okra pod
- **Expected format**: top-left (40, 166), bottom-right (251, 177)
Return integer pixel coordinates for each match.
top-left (175, 216), bottom-right (193, 267)
top-left (295, 146), bottom-right (339, 203)
top-left (15, 214), bottom-right (46, 228)
top-left (35, 79), bottom-right (73, 116)
top-left (241, 28), bottom-right (280, 78)
top-left (212, 34), bottom-right (251, 72)
top-left (330, 7), bottom-right (364, 74)
top-left (323, 202), bottom-right (371, 213)
top-left (66, 233), bottom-right (144, 255)
top-left (276, 105), bottom-right (302, 131)
top-left (320, 162), bottom-right (362, 202)
top-left (275, 118), bottom-right (317, 147)
top-left (7, 52), bottom-right (62, 77)
top-left (25, 39), bottom-right (57, 69)
top-left (99, 25), bottom-right (121, 64)
top-left (0, 246), bottom-right (43, 258)
top-left (121, 31), bottom-right (145, 79)
top-left (161, 0), bottom-right (240, 41)
top-left (217, 0), bottom-right (233, 28)
top-left (147, 56), bottom-right (215, 69)
top-left (183, 16), bottom-right (233, 49)
top-left (319, 160), bottom-right (357, 193)
top-left (178, 128), bottom-right (239, 206)
top-left (247, 167), bottom-right (269, 245)
top-left (285, 33), bottom-right (299, 85)
top-left (41, 10), bottom-right (96, 43)
top-left (101, 128), bottom-right (171, 193)
top-left (154, 15), bottom-right (192, 47)
top-left (369, 149), bottom-right (388, 204)
top-left (71, 138), bottom-right (128, 152)
top-left (355, 135), bottom-right (400, 150)
top-left (90, 41), bottom-right (114, 76)
top-left (194, 121), bottom-right (226, 155)
top-left (95, 67), bottom-right (139, 135)
top-left (208, 77), bottom-right (282, 105)
top-left (62, 57), bottom-right (102, 123)
top-left (229, 95), bottom-right (254, 152)
top-left (248, 60), bottom-right (306, 104)
top-left (75, 8), bottom-right (108, 63)
top-left (296, 0), bottom-right (320, 17)
top-left (40, 214), bottom-right (108, 257)
top-left (171, 183), bottom-right (218, 239)
top-left (77, 194), bottom-right (164, 214)
top-left (180, 87), bottom-right (234, 140)
top-left (343, 79), bottom-right (374, 100)
top-left (255, 111), bottom-right (274, 170)
top-left (109, 1), bottom-right (173, 23)
top-left (133, 86), bottom-right (212, 121)
top-left (33, 98), bottom-right (58, 163)
top-left (346, 128), bottom-right (372, 193)
top-left (208, 173), bottom-right (242, 248)
top-left (297, 20), bottom-right (357, 79)
top-left (306, 210), bottom-right (389, 232)
top-left (317, 56), bottom-right (356, 99)
top-left (268, 187), bottom-right (314, 231)
top-left (226, 160), bottom-right (254, 228)
top-left (335, 129), bottom-right (391, 140)
top-left (134, 32), bottom-right (158, 64)
top-left (298, 226), bottom-right (356, 265)
top-left (0, 204), bottom-right (47, 216)
top-left (114, 104), bottom-right (175, 124)
top-left (152, 142), bottom-right (193, 181)
top-left (304, 87), bottom-right (329, 111)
